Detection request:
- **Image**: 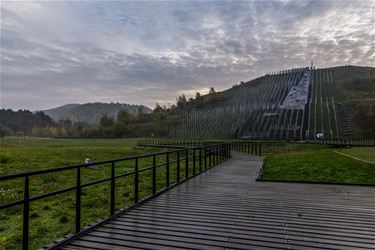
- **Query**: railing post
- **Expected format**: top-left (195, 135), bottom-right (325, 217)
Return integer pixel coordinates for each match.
top-left (208, 146), bottom-right (212, 167)
top-left (199, 148), bottom-right (202, 172)
top-left (221, 144), bottom-right (223, 162)
top-left (214, 145), bottom-right (216, 165)
top-left (218, 145), bottom-right (221, 162)
top-left (23, 175), bottom-right (29, 250)
top-left (152, 154), bottom-right (156, 195)
top-left (134, 158), bottom-right (139, 203)
top-left (166, 152), bottom-right (170, 187)
top-left (213, 145), bottom-right (218, 166)
top-left (251, 142), bottom-right (254, 155)
top-left (220, 145), bottom-right (223, 162)
top-left (177, 151), bottom-right (180, 183)
top-left (215, 145), bottom-right (218, 165)
top-left (75, 167), bottom-right (81, 233)
top-left (185, 149), bottom-right (189, 179)
top-left (204, 146), bottom-right (207, 170)
top-left (217, 145), bottom-right (219, 163)
top-left (193, 149), bottom-right (196, 175)
top-left (110, 162), bottom-right (115, 215)
top-left (259, 143), bottom-right (262, 156)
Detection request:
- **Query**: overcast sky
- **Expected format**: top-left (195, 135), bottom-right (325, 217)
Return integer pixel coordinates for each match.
top-left (1, 0), bottom-right (374, 110)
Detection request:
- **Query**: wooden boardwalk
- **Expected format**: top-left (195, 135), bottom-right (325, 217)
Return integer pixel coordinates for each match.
top-left (60, 152), bottom-right (375, 250)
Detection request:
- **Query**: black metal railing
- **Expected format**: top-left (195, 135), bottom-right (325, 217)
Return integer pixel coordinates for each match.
top-left (138, 139), bottom-right (263, 156)
top-left (231, 140), bottom-right (262, 156)
top-left (0, 143), bottom-right (231, 250)
top-left (306, 138), bottom-right (375, 146)
top-left (137, 138), bottom-right (206, 148)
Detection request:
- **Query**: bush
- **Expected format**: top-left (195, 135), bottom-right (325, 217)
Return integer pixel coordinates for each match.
top-left (0, 124), bottom-right (13, 137)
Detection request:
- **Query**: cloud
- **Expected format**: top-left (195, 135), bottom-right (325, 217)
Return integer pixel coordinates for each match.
top-left (1, 0), bottom-right (374, 110)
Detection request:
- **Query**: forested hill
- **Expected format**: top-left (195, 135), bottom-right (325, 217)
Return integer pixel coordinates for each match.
top-left (43, 102), bottom-right (152, 125)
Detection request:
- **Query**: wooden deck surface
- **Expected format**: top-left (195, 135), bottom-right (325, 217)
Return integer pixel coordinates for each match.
top-left (59, 152), bottom-right (375, 250)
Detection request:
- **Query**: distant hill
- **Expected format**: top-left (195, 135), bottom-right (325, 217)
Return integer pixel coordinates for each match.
top-left (43, 102), bottom-right (152, 125)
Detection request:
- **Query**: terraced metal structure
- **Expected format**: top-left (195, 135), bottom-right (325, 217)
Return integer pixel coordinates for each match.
top-left (174, 66), bottom-right (313, 140)
top-left (307, 68), bottom-right (356, 140)
top-left (174, 64), bottom-right (364, 141)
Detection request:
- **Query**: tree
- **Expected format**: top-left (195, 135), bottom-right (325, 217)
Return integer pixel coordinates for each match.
top-left (176, 94), bottom-right (187, 109)
top-left (100, 115), bottom-right (114, 127)
top-left (117, 110), bottom-right (133, 124)
top-left (154, 103), bottom-right (165, 113)
top-left (112, 122), bottom-right (132, 138)
top-left (137, 107), bottom-right (144, 116)
top-left (195, 92), bottom-right (204, 110)
top-left (209, 87), bottom-right (216, 94)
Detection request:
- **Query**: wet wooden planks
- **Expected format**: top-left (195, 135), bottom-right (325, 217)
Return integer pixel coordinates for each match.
top-left (60, 152), bottom-right (375, 250)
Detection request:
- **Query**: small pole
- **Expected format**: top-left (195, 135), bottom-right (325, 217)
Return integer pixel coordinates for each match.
top-left (75, 167), bottom-right (81, 233)
top-left (110, 162), bottom-right (115, 215)
top-left (185, 149), bottom-right (189, 179)
top-left (177, 151), bottom-right (180, 183)
top-left (166, 153), bottom-right (170, 187)
top-left (193, 149), bottom-right (196, 175)
top-left (199, 148), bottom-right (202, 172)
top-left (22, 175), bottom-right (29, 250)
top-left (208, 146), bottom-right (212, 167)
top-left (152, 154), bottom-right (156, 195)
top-left (134, 158), bottom-right (139, 203)
top-left (204, 146), bottom-right (207, 170)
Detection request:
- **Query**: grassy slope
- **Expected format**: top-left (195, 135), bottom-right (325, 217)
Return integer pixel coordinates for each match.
top-left (0, 138), bottom-right (194, 250)
top-left (262, 145), bottom-right (375, 185)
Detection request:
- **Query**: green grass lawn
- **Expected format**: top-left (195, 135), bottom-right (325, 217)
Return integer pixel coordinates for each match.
top-left (336, 147), bottom-right (375, 163)
top-left (260, 141), bottom-right (329, 155)
top-left (262, 146), bottom-right (375, 185)
top-left (0, 137), bottom-right (203, 250)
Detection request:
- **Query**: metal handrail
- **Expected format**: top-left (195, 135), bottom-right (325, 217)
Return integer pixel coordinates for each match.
top-left (0, 143), bottom-right (232, 250)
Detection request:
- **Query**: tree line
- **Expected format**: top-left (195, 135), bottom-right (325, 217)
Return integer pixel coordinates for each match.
top-left (0, 88), bottom-right (218, 138)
